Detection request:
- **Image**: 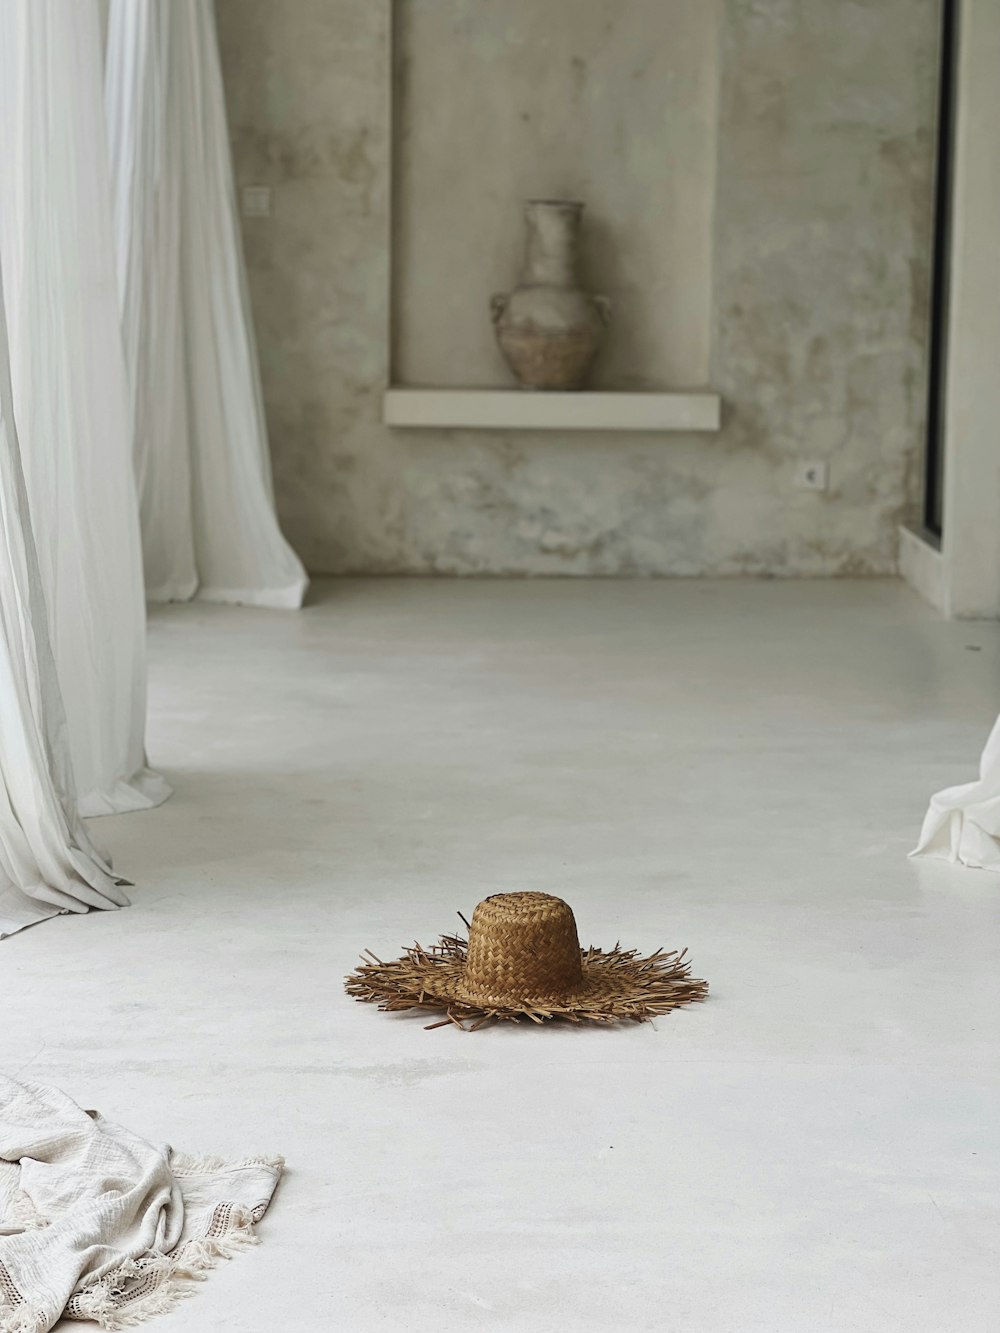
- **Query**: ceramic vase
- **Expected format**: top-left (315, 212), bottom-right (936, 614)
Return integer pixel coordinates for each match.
top-left (491, 200), bottom-right (610, 391)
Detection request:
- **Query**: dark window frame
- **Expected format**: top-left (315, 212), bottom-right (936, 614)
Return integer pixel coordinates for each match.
top-left (923, 0), bottom-right (960, 542)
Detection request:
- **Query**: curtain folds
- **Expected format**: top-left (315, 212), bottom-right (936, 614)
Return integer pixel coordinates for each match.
top-left (106, 0), bottom-right (308, 609)
top-left (0, 0), bottom-right (170, 818)
top-left (912, 715), bottom-right (1000, 872)
top-left (0, 263), bottom-right (131, 940)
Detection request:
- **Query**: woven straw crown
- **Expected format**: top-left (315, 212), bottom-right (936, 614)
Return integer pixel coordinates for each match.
top-left (459, 892), bottom-right (583, 1005)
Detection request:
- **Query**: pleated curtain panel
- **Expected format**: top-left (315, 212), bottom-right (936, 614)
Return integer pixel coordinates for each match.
top-left (106, 0), bottom-right (308, 609)
top-left (0, 263), bottom-right (132, 940)
top-left (0, 0), bottom-right (169, 819)
top-left (0, 0), bottom-right (308, 939)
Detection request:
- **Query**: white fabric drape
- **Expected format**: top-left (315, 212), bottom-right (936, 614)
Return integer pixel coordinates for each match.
top-left (0, 0), bottom-right (169, 818)
top-left (912, 715), bottom-right (1000, 872)
top-left (0, 263), bottom-right (130, 941)
top-left (106, 0), bottom-right (308, 609)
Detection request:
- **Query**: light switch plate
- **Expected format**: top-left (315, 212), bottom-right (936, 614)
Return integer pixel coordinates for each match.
top-left (793, 460), bottom-right (830, 491)
top-left (241, 185), bottom-right (272, 218)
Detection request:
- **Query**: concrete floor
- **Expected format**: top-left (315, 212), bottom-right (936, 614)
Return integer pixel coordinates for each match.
top-left (3, 578), bottom-right (999, 1332)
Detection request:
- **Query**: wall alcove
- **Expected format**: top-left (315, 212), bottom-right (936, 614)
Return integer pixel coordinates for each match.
top-left (385, 0), bottom-right (722, 432)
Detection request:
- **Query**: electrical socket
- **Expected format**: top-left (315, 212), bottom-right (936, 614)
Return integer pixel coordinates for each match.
top-left (241, 185), bottom-right (272, 218)
top-left (793, 460), bottom-right (829, 492)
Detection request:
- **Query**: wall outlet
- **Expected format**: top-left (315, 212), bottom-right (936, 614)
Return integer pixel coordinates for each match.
top-left (241, 185), bottom-right (272, 218)
top-left (793, 460), bottom-right (829, 491)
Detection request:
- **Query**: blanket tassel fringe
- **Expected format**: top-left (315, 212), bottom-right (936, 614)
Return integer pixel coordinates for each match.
top-left (1, 1207), bottom-right (262, 1333)
top-left (0, 1304), bottom-right (48, 1333)
top-left (71, 1209), bottom-right (261, 1331)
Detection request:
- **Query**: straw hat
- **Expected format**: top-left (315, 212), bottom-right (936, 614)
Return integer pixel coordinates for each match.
top-left (345, 891), bottom-right (708, 1030)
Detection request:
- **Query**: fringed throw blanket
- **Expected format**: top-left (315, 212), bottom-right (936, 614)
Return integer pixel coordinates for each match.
top-left (0, 1079), bottom-right (282, 1332)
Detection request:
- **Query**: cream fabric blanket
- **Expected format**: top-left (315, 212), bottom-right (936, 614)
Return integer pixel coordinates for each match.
top-left (0, 1079), bottom-right (282, 1332)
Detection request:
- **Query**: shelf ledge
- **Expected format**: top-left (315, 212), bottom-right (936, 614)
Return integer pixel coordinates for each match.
top-left (383, 388), bottom-right (722, 433)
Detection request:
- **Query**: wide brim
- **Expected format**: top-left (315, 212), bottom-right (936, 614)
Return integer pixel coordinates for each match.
top-left (345, 932), bottom-right (709, 1031)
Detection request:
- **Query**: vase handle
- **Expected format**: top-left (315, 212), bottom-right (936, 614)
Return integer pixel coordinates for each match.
top-left (490, 293), bottom-right (508, 325)
top-left (593, 294), bottom-right (612, 327)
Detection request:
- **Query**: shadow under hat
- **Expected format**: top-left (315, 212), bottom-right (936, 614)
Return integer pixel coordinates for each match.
top-left (345, 891), bottom-right (708, 1031)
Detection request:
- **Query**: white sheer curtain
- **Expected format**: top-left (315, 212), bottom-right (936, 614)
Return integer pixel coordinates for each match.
top-left (912, 716), bottom-right (1000, 872)
top-left (0, 0), bottom-right (169, 818)
top-left (0, 262), bottom-right (130, 940)
top-left (106, 0), bottom-right (308, 609)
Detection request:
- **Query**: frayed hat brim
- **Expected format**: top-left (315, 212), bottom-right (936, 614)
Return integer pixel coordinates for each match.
top-left (345, 932), bottom-right (708, 1031)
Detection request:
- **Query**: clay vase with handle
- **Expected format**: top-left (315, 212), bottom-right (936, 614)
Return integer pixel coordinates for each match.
top-left (491, 200), bottom-right (610, 391)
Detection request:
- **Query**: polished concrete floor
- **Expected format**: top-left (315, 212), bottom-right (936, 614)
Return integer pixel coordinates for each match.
top-left (3, 579), bottom-right (999, 1332)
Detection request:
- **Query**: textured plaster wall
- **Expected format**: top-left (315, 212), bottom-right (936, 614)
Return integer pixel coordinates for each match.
top-left (216, 0), bottom-right (940, 576)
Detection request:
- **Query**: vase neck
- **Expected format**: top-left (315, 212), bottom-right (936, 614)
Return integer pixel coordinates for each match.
top-left (522, 202), bottom-right (582, 288)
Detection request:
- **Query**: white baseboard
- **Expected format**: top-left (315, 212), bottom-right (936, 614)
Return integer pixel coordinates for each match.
top-left (899, 526), bottom-right (944, 613)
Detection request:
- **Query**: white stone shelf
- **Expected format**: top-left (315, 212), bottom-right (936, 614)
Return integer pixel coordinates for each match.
top-left (383, 389), bottom-right (722, 433)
